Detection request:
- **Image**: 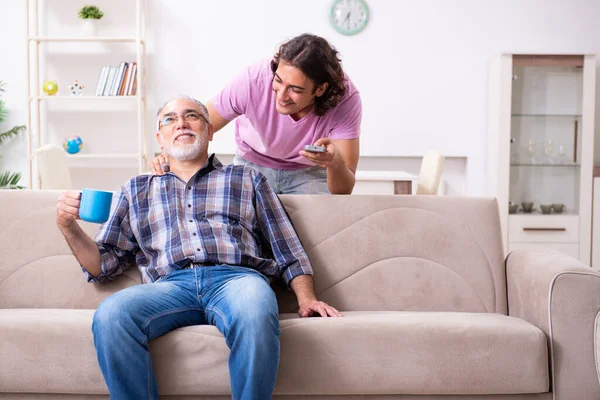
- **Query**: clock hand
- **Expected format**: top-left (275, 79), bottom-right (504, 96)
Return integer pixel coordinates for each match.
top-left (344, 12), bottom-right (351, 28)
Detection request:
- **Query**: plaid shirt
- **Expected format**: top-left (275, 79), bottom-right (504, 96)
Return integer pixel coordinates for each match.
top-left (85, 155), bottom-right (312, 285)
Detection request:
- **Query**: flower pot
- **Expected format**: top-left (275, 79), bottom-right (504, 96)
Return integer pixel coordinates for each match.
top-left (81, 19), bottom-right (98, 36)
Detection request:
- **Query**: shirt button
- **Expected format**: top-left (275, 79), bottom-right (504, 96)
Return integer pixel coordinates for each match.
top-left (193, 233), bottom-right (197, 236)
top-left (196, 248), bottom-right (201, 252)
top-left (189, 220), bottom-right (193, 223)
top-left (187, 186), bottom-right (191, 190)
top-left (188, 204), bottom-right (191, 208)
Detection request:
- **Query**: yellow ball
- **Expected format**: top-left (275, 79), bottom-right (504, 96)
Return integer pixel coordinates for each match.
top-left (43, 80), bottom-right (59, 96)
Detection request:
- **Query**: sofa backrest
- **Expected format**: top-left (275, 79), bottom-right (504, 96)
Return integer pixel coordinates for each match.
top-left (0, 191), bottom-right (507, 314)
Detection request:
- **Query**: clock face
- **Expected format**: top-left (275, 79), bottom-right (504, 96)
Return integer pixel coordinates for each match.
top-left (329, 0), bottom-right (370, 36)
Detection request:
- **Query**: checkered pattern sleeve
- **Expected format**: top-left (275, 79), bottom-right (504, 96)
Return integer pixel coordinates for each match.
top-left (253, 172), bottom-right (313, 286)
top-left (82, 188), bottom-right (139, 283)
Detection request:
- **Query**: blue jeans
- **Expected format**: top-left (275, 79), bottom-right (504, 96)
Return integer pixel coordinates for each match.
top-left (92, 265), bottom-right (280, 400)
top-left (233, 154), bottom-right (329, 194)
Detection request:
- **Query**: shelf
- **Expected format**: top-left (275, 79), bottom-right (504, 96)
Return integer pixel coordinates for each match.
top-left (509, 212), bottom-right (579, 217)
top-left (28, 36), bottom-right (143, 43)
top-left (65, 153), bottom-right (144, 169)
top-left (67, 153), bottom-right (140, 159)
top-left (30, 95), bottom-right (143, 102)
top-left (510, 163), bottom-right (580, 167)
top-left (511, 114), bottom-right (581, 117)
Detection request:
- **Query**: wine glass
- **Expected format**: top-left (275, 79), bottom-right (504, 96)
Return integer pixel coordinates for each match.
top-left (544, 139), bottom-right (555, 164)
top-left (527, 139), bottom-right (537, 164)
top-left (557, 143), bottom-right (567, 165)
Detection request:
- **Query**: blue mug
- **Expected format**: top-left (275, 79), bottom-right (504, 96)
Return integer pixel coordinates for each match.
top-left (79, 189), bottom-right (113, 224)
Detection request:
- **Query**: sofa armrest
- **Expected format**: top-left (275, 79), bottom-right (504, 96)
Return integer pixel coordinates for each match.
top-left (506, 248), bottom-right (600, 399)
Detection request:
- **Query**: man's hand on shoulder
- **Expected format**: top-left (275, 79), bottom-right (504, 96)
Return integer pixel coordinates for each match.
top-left (298, 299), bottom-right (343, 318)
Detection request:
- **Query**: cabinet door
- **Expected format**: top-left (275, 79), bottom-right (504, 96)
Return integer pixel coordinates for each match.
top-left (509, 57), bottom-right (583, 216)
top-left (505, 55), bottom-right (595, 264)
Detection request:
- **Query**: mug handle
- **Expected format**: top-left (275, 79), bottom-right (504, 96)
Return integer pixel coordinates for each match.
top-left (79, 190), bottom-right (85, 218)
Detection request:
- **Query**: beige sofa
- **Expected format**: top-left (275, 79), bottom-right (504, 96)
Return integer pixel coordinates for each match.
top-left (1, 190), bottom-right (600, 399)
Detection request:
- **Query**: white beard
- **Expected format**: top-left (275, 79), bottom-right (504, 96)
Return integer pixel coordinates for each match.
top-left (163, 129), bottom-right (205, 161)
top-left (169, 141), bottom-right (202, 161)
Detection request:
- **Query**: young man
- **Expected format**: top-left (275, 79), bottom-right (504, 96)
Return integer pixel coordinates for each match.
top-left (150, 33), bottom-right (362, 195)
top-left (56, 95), bottom-right (341, 400)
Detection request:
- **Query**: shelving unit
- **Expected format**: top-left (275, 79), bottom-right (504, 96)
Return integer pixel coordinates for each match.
top-left (25, 0), bottom-right (147, 189)
top-left (487, 54), bottom-right (596, 264)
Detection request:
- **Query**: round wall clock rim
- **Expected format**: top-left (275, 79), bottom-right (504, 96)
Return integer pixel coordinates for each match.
top-left (329, 0), bottom-right (370, 36)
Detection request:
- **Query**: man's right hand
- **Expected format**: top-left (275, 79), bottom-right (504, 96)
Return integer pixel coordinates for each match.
top-left (149, 153), bottom-right (169, 175)
top-left (56, 191), bottom-right (82, 229)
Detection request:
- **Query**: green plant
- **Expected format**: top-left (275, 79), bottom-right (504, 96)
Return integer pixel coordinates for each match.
top-left (78, 5), bottom-right (104, 20)
top-left (0, 81), bottom-right (26, 189)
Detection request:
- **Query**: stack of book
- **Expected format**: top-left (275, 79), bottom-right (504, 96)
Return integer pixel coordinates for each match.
top-left (94, 62), bottom-right (138, 96)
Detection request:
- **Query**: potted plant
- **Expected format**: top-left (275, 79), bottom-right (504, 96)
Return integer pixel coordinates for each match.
top-left (78, 5), bottom-right (104, 36)
top-left (0, 81), bottom-right (26, 189)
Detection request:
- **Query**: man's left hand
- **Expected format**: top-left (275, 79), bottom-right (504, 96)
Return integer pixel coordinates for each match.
top-left (298, 300), bottom-right (343, 318)
top-left (299, 138), bottom-right (343, 169)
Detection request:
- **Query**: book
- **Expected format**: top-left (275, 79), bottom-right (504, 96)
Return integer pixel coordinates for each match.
top-left (111, 62), bottom-right (127, 96)
top-left (103, 67), bottom-right (117, 96)
top-left (127, 63), bottom-right (137, 96)
top-left (95, 66), bottom-right (109, 97)
top-left (119, 63), bottom-right (131, 96)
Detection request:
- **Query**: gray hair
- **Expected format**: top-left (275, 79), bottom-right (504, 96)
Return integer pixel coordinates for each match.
top-left (156, 95), bottom-right (210, 131)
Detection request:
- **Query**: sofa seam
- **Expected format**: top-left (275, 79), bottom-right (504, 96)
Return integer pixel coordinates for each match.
top-left (318, 256), bottom-right (488, 312)
top-left (594, 311), bottom-right (600, 389)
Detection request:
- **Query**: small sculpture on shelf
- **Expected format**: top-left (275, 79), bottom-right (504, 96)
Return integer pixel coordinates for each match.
top-left (42, 80), bottom-right (59, 96)
top-left (67, 80), bottom-right (85, 96)
top-left (521, 202), bottom-right (535, 213)
top-left (63, 136), bottom-right (83, 154)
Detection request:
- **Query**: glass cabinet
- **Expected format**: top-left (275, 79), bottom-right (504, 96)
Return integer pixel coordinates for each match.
top-left (487, 54), bottom-right (596, 264)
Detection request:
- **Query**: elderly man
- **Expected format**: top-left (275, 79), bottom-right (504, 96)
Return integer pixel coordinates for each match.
top-left (56, 95), bottom-right (341, 400)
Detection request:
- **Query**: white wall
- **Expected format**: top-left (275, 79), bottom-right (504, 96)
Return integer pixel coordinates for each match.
top-left (2, 0), bottom-right (600, 194)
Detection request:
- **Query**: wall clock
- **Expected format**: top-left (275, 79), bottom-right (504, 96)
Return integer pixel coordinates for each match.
top-left (329, 0), bottom-right (370, 36)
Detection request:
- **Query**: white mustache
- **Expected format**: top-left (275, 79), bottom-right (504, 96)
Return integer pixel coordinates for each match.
top-left (172, 129), bottom-right (198, 144)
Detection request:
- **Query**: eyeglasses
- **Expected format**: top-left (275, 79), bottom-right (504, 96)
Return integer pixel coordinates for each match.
top-left (158, 111), bottom-right (208, 129)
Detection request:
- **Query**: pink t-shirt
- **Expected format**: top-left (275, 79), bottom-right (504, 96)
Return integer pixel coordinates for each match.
top-left (212, 59), bottom-right (362, 170)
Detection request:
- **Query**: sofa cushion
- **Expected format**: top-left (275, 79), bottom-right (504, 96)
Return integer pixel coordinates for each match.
top-left (0, 192), bottom-right (507, 315)
top-left (0, 310), bottom-right (548, 396)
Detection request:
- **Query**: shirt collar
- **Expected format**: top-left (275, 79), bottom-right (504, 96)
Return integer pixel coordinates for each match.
top-left (163, 153), bottom-right (223, 183)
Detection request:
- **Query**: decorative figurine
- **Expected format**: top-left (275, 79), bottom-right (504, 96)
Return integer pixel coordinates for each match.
top-left (42, 80), bottom-right (59, 96)
top-left (67, 80), bottom-right (85, 96)
top-left (63, 136), bottom-right (83, 154)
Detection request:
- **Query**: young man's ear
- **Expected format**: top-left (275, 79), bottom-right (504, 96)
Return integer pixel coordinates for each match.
top-left (315, 82), bottom-right (329, 97)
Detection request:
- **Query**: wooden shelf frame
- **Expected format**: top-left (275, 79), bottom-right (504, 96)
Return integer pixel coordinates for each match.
top-left (25, 0), bottom-right (148, 188)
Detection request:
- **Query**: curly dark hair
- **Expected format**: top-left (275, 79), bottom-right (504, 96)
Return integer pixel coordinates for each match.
top-left (270, 34), bottom-right (346, 116)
